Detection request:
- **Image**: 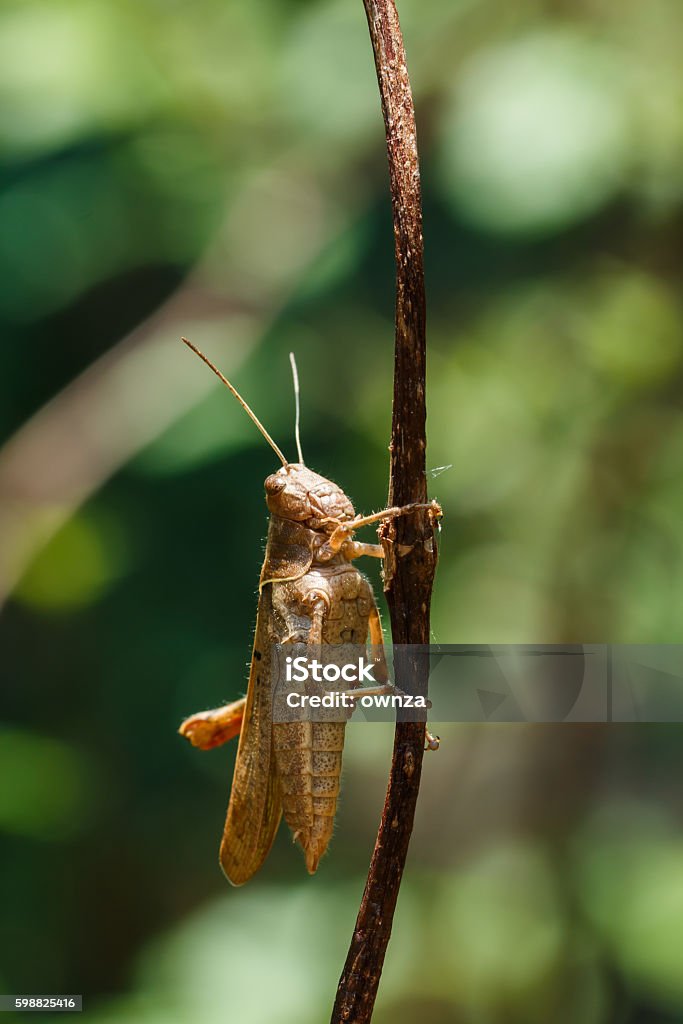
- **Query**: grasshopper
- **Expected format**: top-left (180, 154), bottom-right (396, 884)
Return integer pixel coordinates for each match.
top-left (179, 339), bottom-right (440, 885)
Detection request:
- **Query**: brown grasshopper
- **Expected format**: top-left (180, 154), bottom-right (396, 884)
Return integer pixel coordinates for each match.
top-left (179, 339), bottom-right (440, 885)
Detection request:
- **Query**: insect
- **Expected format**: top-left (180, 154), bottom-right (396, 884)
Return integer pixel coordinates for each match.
top-left (179, 339), bottom-right (440, 885)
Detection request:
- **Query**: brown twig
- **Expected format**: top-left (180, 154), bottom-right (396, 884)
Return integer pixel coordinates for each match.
top-left (331, 2), bottom-right (436, 1022)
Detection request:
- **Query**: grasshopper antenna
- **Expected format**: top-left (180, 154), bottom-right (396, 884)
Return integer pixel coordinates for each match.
top-left (182, 338), bottom-right (288, 467)
top-left (289, 352), bottom-right (305, 465)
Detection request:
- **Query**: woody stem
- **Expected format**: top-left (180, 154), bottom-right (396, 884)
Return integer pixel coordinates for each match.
top-left (330, 3), bottom-right (436, 1023)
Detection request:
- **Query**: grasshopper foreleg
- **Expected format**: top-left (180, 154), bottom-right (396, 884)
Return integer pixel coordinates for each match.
top-left (318, 500), bottom-right (442, 563)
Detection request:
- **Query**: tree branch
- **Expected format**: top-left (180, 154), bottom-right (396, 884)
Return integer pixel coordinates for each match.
top-left (331, 3), bottom-right (437, 1022)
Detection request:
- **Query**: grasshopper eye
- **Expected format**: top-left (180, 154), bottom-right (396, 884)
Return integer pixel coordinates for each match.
top-left (265, 474), bottom-right (286, 495)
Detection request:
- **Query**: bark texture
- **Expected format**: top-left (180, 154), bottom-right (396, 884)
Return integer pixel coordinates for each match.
top-left (330, 3), bottom-right (437, 1021)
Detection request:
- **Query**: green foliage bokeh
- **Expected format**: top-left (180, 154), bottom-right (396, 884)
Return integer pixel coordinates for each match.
top-left (2, 1), bottom-right (683, 1021)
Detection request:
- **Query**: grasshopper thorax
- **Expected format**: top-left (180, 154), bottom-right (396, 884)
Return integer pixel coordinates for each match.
top-left (264, 463), bottom-right (354, 531)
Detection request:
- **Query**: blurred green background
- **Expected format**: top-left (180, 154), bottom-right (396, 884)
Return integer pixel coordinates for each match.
top-left (2, 0), bottom-right (683, 1021)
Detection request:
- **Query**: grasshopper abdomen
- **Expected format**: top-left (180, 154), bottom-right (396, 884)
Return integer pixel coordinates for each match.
top-left (270, 561), bottom-right (377, 872)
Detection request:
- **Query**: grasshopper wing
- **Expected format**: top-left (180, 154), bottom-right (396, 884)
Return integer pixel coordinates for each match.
top-left (220, 588), bottom-right (282, 885)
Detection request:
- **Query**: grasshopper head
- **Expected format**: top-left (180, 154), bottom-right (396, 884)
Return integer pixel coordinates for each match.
top-left (264, 463), bottom-right (354, 530)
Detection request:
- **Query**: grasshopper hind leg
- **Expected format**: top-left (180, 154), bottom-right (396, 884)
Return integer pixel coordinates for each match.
top-left (179, 697), bottom-right (247, 750)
